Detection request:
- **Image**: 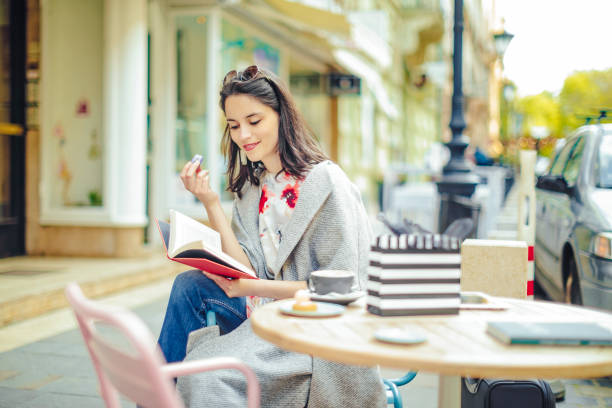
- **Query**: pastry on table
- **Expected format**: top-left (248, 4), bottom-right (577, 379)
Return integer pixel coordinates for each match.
top-left (293, 289), bottom-right (318, 312)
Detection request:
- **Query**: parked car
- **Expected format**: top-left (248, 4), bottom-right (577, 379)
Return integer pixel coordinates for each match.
top-left (534, 124), bottom-right (612, 310)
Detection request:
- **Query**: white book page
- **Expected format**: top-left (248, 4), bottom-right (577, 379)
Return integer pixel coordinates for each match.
top-left (168, 210), bottom-right (256, 277)
top-left (169, 209), bottom-right (221, 254)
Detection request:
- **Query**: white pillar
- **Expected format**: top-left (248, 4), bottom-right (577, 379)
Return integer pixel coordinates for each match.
top-left (103, 0), bottom-right (148, 226)
top-left (517, 150), bottom-right (537, 299)
top-left (206, 10), bottom-right (221, 202)
top-left (438, 375), bottom-right (461, 408)
top-left (148, 0), bottom-right (171, 243)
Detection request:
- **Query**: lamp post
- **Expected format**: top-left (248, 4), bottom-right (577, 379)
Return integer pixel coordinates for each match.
top-left (495, 28), bottom-right (515, 144)
top-left (493, 29), bottom-right (514, 60)
top-left (436, 0), bottom-right (480, 233)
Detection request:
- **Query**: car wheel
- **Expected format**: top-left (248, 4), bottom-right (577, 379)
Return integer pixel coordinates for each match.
top-left (564, 256), bottom-right (583, 305)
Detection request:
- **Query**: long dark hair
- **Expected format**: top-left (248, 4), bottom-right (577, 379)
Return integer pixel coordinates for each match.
top-left (220, 67), bottom-right (328, 196)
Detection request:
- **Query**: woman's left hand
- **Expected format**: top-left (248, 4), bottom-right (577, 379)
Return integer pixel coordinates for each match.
top-left (203, 271), bottom-right (251, 298)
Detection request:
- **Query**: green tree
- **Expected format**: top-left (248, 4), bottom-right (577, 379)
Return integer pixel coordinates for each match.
top-left (500, 68), bottom-right (612, 162)
top-left (516, 92), bottom-right (562, 138)
top-left (559, 68), bottom-right (612, 130)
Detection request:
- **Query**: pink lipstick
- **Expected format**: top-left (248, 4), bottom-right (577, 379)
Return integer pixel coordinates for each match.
top-left (243, 142), bottom-right (259, 151)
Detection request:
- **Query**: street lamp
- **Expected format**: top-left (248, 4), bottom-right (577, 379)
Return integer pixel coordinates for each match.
top-left (502, 83), bottom-right (515, 101)
top-left (493, 29), bottom-right (514, 59)
top-left (497, 30), bottom-right (515, 165)
top-left (436, 0), bottom-right (480, 234)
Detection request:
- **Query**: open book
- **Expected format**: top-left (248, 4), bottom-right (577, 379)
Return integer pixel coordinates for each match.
top-left (156, 210), bottom-right (257, 280)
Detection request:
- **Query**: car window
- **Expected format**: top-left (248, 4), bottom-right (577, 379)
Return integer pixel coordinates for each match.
top-left (549, 138), bottom-right (578, 176)
top-left (596, 134), bottom-right (612, 188)
top-left (562, 136), bottom-right (586, 186)
top-left (545, 139), bottom-right (566, 173)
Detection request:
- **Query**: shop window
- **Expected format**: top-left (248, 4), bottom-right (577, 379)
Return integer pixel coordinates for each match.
top-left (42, 0), bottom-right (104, 208)
top-left (175, 14), bottom-right (209, 198)
top-left (338, 96), bottom-right (362, 170)
top-left (221, 20), bottom-right (280, 75)
top-left (172, 15), bottom-right (283, 209)
top-left (218, 19), bottom-right (281, 201)
top-left (289, 72), bottom-right (331, 158)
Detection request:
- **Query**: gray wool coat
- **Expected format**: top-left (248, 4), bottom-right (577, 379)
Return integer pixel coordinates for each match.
top-left (177, 161), bottom-right (386, 407)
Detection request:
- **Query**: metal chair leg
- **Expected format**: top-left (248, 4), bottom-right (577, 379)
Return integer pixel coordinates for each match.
top-left (383, 379), bottom-right (402, 408)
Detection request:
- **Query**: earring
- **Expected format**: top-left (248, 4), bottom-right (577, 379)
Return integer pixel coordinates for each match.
top-left (239, 149), bottom-right (248, 166)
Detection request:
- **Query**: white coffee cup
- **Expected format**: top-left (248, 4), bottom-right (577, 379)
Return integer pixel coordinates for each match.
top-left (308, 270), bottom-right (354, 295)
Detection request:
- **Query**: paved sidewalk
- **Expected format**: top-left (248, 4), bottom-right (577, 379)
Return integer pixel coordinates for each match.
top-left (0, 279), bottom-right (175, 408)
top-left (0, 251), bottom-right (182, 330)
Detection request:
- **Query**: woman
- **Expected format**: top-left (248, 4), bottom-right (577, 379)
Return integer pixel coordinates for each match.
top-left (159, 66), bottom-right (385, 407)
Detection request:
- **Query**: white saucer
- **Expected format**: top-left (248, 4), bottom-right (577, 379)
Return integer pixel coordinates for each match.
top-left (309, 290), bottom-right (365, 305)
top-left (374, 327), bottom-right (428, 345)
top-left (279, 301), bottom-right (345, 317)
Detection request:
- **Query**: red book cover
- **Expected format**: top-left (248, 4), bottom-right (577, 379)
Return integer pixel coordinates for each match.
top-left (156, 218), bottom-right (258, 280)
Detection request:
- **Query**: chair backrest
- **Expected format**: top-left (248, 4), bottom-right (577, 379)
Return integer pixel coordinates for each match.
top-left (65, 283), bottom-right (184, 408)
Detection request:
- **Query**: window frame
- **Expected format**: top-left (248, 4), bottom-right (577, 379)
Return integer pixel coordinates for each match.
top-left (561, 135), bottom-right (586, 187)
top-left (548, 137), bottom-right (578, 177)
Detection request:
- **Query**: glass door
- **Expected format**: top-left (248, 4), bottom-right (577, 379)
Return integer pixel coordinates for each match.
top-left (0, 0), bottom-right (26, 257)
top-left (169, 12), bottom-right (284, 217)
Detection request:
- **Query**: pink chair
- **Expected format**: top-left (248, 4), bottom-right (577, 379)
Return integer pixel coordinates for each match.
top-left (65, 282), bottom-right (260, 408)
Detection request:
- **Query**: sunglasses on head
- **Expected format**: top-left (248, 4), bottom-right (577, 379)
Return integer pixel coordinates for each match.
top-left (223, 65), bottom-right (264, 86)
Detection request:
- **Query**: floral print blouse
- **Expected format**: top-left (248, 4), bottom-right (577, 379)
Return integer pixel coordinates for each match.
top-left (246, 171), bottom-right (303, 317)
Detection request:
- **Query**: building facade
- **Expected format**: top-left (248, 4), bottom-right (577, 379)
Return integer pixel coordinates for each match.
top-left (4, 0), bottom-right (502, 258)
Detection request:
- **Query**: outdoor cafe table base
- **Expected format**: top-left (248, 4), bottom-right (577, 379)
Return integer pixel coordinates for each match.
top-left (251, 297), bottom-right (612, 408)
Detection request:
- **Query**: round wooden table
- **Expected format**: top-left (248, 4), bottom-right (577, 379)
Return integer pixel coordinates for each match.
top-left (251, 297), bottom-right (612, 407)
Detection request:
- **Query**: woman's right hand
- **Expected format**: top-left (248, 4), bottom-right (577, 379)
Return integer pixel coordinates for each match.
top-left (179, 161), bottom-right (219, 207)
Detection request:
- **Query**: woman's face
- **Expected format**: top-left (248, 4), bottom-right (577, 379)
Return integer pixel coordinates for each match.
top-left (225, 94), bottom-right (282, 173)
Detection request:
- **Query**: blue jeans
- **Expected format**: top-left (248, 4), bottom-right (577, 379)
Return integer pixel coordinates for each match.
top-left (158, 270), bottom-right (247, 363)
